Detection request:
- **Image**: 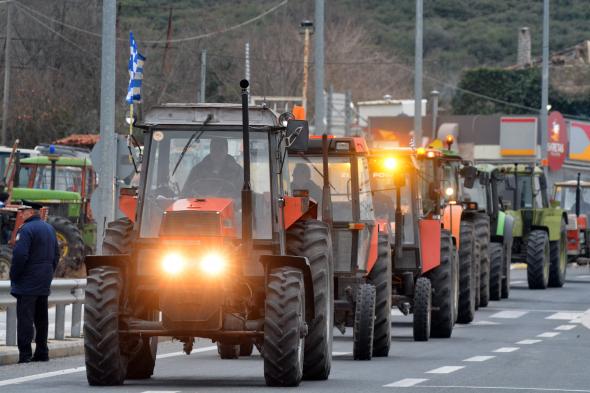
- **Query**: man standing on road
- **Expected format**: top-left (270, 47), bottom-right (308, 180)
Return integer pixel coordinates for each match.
top-left (9, 202), bottom-right (59, 363)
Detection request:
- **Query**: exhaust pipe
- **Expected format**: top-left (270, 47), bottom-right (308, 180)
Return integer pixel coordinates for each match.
top-left (240, 79), bottom-right (253, 246)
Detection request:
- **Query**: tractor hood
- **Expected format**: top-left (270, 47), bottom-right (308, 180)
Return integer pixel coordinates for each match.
top-left (159, 198), bottom-right (236, 238)
top-left (12, 187), bottom-right (82, 203)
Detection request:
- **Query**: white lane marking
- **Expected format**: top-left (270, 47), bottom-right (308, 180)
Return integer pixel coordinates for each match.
top-left (583, 310), bottom-right (590, 330)
top-left (410, 385), bottom-right (590, 392)
top-left (0, 346), bottom-right (217, 386)
top-left (391, 309), bottom-right (404, 316)
top-left (516, 339), bottom-right (542, 345)
top-left (384, 378), bottom-right (429, 387)
top-left (332, 351), bottom-right (352, 356)
top-left (510, 280), bottom-right (525, 284)
top-left (577, 275), bottom-right (590, 279)
top-left (463, 355), bottom-right (495, 362)
top-left (555, 324), bottom-right (577, 331)
top-left (537, 332), bottom-right (560, 338)
top-left (493, 347), bottom-right (520, 353)
top-left (425, 366), bottom-right (465, 374)
top-left (490, 310), bottom-right (528, 319)
top-left (546, 312), bottom-right (583, 320)
top-left (472, 320), bottom-right (500, 326)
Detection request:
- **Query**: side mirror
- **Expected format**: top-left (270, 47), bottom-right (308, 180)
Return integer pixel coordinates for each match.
top-left (505, 176), bottom-right (515, 191)
top-left (286, 120), bottom-right (309, 153)
top-left (539, 174), bottom-right (547, 190)
top-left (460, 166), bottom-right (477, 189)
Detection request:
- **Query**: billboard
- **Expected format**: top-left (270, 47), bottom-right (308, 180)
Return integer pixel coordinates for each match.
top-left (569, 120), bottom-right (590, 162)
top-left (547, 111), bottom-right (567, 171)
top-left (500, 117), bottom-right (537, 156)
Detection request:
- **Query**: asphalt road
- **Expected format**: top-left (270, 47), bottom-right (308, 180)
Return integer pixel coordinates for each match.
top-left (1, 265), bottom-right (589, 393)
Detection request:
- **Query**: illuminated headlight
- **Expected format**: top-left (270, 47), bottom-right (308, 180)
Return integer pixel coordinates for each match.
top-left (384, 157), bottom-right (397, 171)
top-left (445, 187), bottom-right (454, 197)
top-left (162, 253), bottom-right (186, 275)
top-left (200, 253), bottom-right (226, 275)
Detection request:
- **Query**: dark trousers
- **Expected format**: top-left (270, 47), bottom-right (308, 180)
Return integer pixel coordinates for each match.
top-left (16, 295), bottom-right (49, 360)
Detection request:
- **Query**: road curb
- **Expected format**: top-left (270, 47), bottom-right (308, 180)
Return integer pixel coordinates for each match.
top-left (0, 339), bottom-right (84, 366)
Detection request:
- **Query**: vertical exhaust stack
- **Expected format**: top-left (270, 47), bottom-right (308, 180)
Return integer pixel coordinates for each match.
top-left (575, 172), bottom-right (581, 217)
top-left (321, 134), bottom-right (333, 228)
top-left (240, 79), bottom-right (253, 247)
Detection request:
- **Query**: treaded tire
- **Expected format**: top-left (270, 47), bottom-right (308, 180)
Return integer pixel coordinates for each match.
top-left (501, 239), bottom-right (512, 299)
top-left (489, 243), bottom-right (503, 301)
top-left (475, 217), bottom-right (491, 307)
top-left (548, 220), bottom-right (567, 288)
top-left (428, 229), bottom-right (455, 338)
top-left (103, 218), bottom-right (134, 254)
top-left (126, 334), bottom-right (158, 379)
top-left (286, 219), bottom-right (333, 380)
top-left (0, 245), bottom-right (12, 280)
top-left (84, 266), bottom-right (127, 386)
top-left (457, 220), bottom-right (476, 324)
top-left (263, 267), bottom-right (306, 387)
top-left (367, 233), bottom-right (392, 357)
top-left (217, 343), bottom-right (239, 359)
top-left (527, 230), bottom-right (550, 289)
top-left (239, 342), bottom-right (254, 356)
top-left (48, 216), bottom-right (85, 276)
top-left (353, 283), bottom-right (376, 360)
top-left (413, 277), bottom-right (431, 341)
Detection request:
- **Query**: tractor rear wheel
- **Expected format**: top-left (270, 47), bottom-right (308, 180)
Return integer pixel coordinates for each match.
top-left (103, 218), bottom-right (134, 254)
top-left (428, 229), bottom-right (455, 338)
top-left (367, 234), bottom-right (392, 357)
top-left (548, 220), bottom-right (567, 288)
top-left (489, 243), bottom-right (504, 301)
top-left (0, 246), bottom-right (12, 280)
top-left (457, 220), bottom-right (476, 324)
top-left (263, 267), bottom-right (306, 387)
top-left (475, 217), bottom-right (491, 307)
top-left (286, 220), bottom-right (333, 380)
top-left (353, 283), bottom-right (376, 360)
top-left (84, 267), bottom-right (127, 386)
top-left (217, 343), bottom-right (239, 359)
top-left (48, 216), bottom-right (85, 277)
top-left (413, 277), bottom-right (431, 341)
top-left (527, 230), bottom-right (550, 289)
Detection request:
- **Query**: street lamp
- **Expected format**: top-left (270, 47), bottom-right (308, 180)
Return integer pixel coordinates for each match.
top-left (300, 20), bottom-right (314, 115)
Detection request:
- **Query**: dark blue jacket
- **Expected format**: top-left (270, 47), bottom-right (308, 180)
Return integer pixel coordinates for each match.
top-left (10, 216), bottom-right (59, 296)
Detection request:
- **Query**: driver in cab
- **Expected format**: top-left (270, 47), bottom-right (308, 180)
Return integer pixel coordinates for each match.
top-left (182, 137), bottom-right (243, 197)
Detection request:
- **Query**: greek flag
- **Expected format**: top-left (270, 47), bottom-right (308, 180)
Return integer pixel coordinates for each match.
top-left (126, 32), bottom-right (145, 104)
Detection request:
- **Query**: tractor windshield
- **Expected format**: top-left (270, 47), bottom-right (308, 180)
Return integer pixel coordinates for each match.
top-left (497, 173), bottom-right (542, 209)
top-left (463, 177), bottom-right (487, 210)
top-left (555, 186), bottom-right (590, 212)
top-left (140, 130), bottom-right (272, 239)
top-left (26, 165), bottom-right (83, 193)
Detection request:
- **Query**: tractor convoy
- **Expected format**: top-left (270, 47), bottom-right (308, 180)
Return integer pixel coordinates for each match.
top-left (36, 80), bottom-right (571, 387)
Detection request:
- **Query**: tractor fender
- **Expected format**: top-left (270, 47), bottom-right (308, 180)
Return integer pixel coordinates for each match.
top-left (260, 255), bottom-right (315, 322)
top-left (85, 254), bottom-right (129, 275)
top-left (503, 214), bottom-right (514, 250)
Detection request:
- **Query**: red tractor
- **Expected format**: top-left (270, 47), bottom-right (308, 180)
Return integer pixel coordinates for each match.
top-left (289, 136), bottom-right (391, 360)
top-left (83, 81), bottom-right (334, 387)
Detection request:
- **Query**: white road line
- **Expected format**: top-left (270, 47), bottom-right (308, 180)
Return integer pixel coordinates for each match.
top-left (493, 347), bottom-right (520, 353)
top-left (391, 309), bottom-right (405, 316)
top-left (555, 324), bottom-right (577, 331)
top-left (0, 346), bottom-right (217, 387)
top-left (332, 351), bottom-right (352, 356)
top-left (546, 312), bottom-right (583, 320)
top-left (510, 280), bottom-right (525, 284)
top-left (472, 320), bottom-right (501, 326)
top-left (425, 366), bottom-right (465, 374)
top-left (490, 310), bottom-right (528, 319)
top-left (516, 339), bottom-right (542, 345)
top-left (410, 385), bottom-right (590, 392)
top-left (384, 378), bottom-right (429, 387)
top-left (576, 275), bottom-right (590, 279)
top-left (537, 332), bottom-right (560, 338)
top-left (463, 355), bottom-right (495, 362)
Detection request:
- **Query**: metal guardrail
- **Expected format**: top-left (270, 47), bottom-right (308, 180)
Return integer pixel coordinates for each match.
top-left (0, 279), bottom-right (86, 346)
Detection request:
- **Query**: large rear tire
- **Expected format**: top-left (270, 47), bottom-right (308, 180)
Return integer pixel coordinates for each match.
top-left (428, 229), bottom-right (455, 338)
top-left (353, 283), bottom-right (376, 360)
top-left (103, 218), bottom-right (134, 254)
top-left (263, 267), bottom-right (306, 387)
top-left (475, 217), bottom-right (491, 307)
top-left (48, 216), bottom-right (85, 276)
top-left (489, 243), bottom-right (503, 301)
top-left (0, 245), bottom-right (12, 280)
top-left (413, 277), bottom-right (431, 341)
top-left (527, 230), bottom-right (550, 289)
top-left (84, 267), bottom-right (127, 386)
top-left (457, 220), bottom-right (476, 324)
top-left (548, 220), bottom-right (567, 288)
top-left (286, 220), bottom-right (333, 380)
top-left (367, 234), bottom-right (392, 357)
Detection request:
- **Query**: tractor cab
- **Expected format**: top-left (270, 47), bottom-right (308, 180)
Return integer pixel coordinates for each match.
top-left (553, 175), bottom-right (590, 261)
top-left (84, 82), bottom-right (335, 387)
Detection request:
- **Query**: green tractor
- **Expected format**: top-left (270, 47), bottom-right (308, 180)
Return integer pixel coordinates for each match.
top-left (462, 164), bottom-right (514, 299)
top-left (11, 154), bottom-right (96, 274)
top-left (496, 164), bottom-right (568, 289)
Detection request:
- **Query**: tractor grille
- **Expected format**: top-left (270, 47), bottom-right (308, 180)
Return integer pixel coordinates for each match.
top-left (333, 229), bottom-right (353, 272)
top-left (160, 211), bottom-right (221, 237)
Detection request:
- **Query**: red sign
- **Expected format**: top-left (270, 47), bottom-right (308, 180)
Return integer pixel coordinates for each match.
top-left (547, 111), bottom-right (567, 171)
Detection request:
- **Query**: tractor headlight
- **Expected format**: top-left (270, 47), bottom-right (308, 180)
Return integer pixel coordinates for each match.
top-left (162, 252), bottom-right (186, 275)
top-left (384, 157), bottom-right (397, 171)
top-left (445, 187), bottom-right (454, 197)
top-left (200, 252), bottom-right (226, 275)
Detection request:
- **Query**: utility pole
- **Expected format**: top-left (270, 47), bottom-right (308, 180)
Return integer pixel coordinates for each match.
top-left (200, 49), bottom-right (207, 102)
top-left (96, 0), bottom-right (117, 253)
top-left (245, 42), bottom-right (250, 91)
top-left (413, 0), bottom-right (423, 147)
top-left (326, 84), bottom-right (333, 132)
top-left (431, 90), bottom-right (439, 140)
top-left (540, 0), bottom-right (549, 162)
top-left (2, 0), bottom-right (13, 146)
top-left (314, 0), bottom-right (325, 133)
top-left (345, 90), bottom-right (352, 136)
top-left (300, 20), bottom-right (314, 115)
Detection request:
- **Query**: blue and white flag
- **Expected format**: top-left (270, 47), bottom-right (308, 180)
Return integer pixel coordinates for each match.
top-left (126, 32), bottom-right (145, 104)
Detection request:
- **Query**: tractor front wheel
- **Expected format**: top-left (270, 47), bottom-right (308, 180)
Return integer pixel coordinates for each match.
top-left (368, 234), bottom-right (392, 357)
top-left (428, 229), bottom-right (455, 338)
top-left (527, 230), bottom-right (550, 289)
top-left (353, 283), bottom-right (376, 360)
top-left (501, 239), bottom-right (512, 299)
top-left (457, 220), bottom-right (476, 324)
top-left (217, 343), bottom-right (239, 359)
top-left (0, 246), bottom-right (12, 280)
top-left (413, 277), bottom-right (431, 341)
top-left (548, 220), bottom-right (567, 288)
top-left (48, 216), bottom-right (85, 277)
top-left (489, 243), bottom-right (504, 300)
top-left (475, 218), bottom-right (491, 307)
